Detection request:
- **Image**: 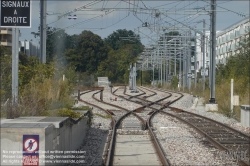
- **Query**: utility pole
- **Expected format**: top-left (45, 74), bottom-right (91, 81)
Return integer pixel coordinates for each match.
top-left (209, 0), bottom-right (216, 103)
top-left (12, 28), bottom-right (19, 104)
top-left (187, 31), bottom-right (191, 92)
top-left (183, 36), bottom-right (186, 91)
top-left (40, 0), bottom-right (47, 63)
top-left (152, 48), bottom-right (155, 87)
top-left (179, 38), bottom-right (182, 90)
top-left (141, 70), bottom-right (142, 86)
top-left (166, 58), bottom-right (168, 83)
top-left (169, 52), bottom-right (171, 82)
top-left (174, 39), bottom-right (176, 76)
top-left (202, 19), bottom-right (206, 91)
top-left (194, 32), bottom-right (197, 88)
top-left (160, 47), bottom-right (163, 86)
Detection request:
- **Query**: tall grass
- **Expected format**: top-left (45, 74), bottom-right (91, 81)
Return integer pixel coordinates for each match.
top-left (2, 77), bottom-right (74, 118)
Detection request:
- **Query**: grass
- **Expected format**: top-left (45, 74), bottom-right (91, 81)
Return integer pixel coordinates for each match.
top-left (188, 79), bottom-right (248, 122)
top-left (72, 106), bottom-right (92, 111)
top-left (39, 108), bottom-right (82, 118)
top-left (94, 113), bottom-right (112, 119)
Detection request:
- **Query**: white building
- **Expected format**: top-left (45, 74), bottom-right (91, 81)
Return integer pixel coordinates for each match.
top-left (0, 28), bottom-right (21, 48)
top-left (195, 17), bottom-right (249, 72)
top-left (195, 31), bottom-right (221, 72)
top-left (20, 40), bottom-right (40, 58)
top-left (215, 17), bottom-right (249, 65)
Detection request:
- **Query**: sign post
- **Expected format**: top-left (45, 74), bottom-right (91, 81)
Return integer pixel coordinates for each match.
top-left (1, 0), bottom-right (31, 104)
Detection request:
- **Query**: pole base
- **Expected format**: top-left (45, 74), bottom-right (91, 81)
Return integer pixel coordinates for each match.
top-left (209, 98), bottom-right (216, 104)
top-left (205, 103), bottom-right (218, 112)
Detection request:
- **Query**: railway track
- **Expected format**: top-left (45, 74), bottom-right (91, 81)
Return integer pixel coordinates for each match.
top-left (108, 86), bottom-right (179, 166)
top-left (79, 88), bottom-right (152, 165)
top-left (136, 87), bottom-right (250, 166)
top-left (78, 87), bottom-right (249, 166)
top-left (79, 86), bottom-right (174, 165)
top-left (119, 87), bottom-right (249, 165)
top-left (164, 107), bottom-right (250, 165)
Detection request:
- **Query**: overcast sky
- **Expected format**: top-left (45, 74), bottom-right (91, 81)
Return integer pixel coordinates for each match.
top-left (18, 0), bottom-right (250, 46)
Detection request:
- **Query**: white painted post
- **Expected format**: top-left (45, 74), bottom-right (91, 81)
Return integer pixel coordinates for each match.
top-left (63, 75), bottom-right (65, 81)
top-left (231, 79), bottom-right (234, 113)
top-left (134, 63), bottom-right (137, 92)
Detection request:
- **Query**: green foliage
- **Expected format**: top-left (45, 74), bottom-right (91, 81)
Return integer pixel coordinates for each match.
top-left (2, 28), bottom-right (145, 118)
top-left (0, 52), bottom-right (76, 117)
top-left (96, 41), bottom-right (143, 83)
top-left (18, 78), bottom-right (74, 116)
top-left (192, 36), bottom-right (250, 119)
top-left (72, 106), bottom-right (92, 111)
top-left (170, 75), bottom-right (179, 90)
top-left (54, 108), bottom-right (82, 118)
top-left (104, 29), bottom-right (142, 50)
top-left (138, 70), bottom-right (152, 85)
top-left (94, 113), bottom-right (112, 119)
top-left (76, 72), bottom-right (95, 87)
top-left (65, 30), bottom-right (109, 74)
top-left (46, 27), bottom-right (72, 63)
top-left (0, 46), bottom-right (12, 102)
top-left (19, 55), bottom-right (54, 88)
top-left (160, 31), bottom-right (180, 42)
top-left (215, 39), bottom-right (249, 103)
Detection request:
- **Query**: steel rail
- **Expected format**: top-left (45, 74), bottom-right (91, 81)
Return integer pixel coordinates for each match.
top-left (78, 90), bottom-right (115, 128)
top-left (119, 86), bottom-right (182, 166)
top-left (150, 88), bottom-right (250, 166)
top-left (78, 88), bottom-right (147, 165)
top-left (105, 85), bottom-right (173, 165)
top-left (92, 90), bottom-right (147, 129)
top-left (160, 109), bottom-right (249, 166)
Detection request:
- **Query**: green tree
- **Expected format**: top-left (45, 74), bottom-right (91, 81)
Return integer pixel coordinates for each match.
top-left (96, 44), bottom-right (143, 83)
top-left (104, 29), bottom-right (142, 50)
top-left (65, 30), bottom-right (109, 74)
top-left (171, 75), bottom-right (179, 90)
top-left (0, 46), bottom-right (12, 102)
top-left (142, 70), bottom-right (152, 85)
top-left (31, 26), bottom-right (75, 64)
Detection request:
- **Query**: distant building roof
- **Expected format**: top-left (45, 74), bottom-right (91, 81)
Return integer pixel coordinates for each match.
top-left (217, 16), bottom-right (250, 36)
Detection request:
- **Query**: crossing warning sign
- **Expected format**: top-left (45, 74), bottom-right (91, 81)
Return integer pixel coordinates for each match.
top-left (0, 0), bottom-right (31, 27)
top-left (23, 135), bottom-right (39, 166)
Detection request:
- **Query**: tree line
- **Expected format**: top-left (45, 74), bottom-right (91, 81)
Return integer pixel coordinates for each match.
top-left (46, 28), bottom-right (144, 83)
top-left (0, 28), bottom-right (143, 117)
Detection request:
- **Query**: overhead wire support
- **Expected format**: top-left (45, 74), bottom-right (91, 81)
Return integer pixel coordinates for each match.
top-left (57, 0), bottom-right (102, 20)
top-left (47, 9), bottom-right (116, 35)
top-left (209, 0), bottom-right (216, 104)
top-left (201, 0), bottom-right (247, 17)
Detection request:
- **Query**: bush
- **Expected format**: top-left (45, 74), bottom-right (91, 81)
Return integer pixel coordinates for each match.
top-left (170, 75), bottom-right (179, 90)
top-left (54, 108), bottom-right (82, 118)
top-left (190, 37), bottom-right (249, 120)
